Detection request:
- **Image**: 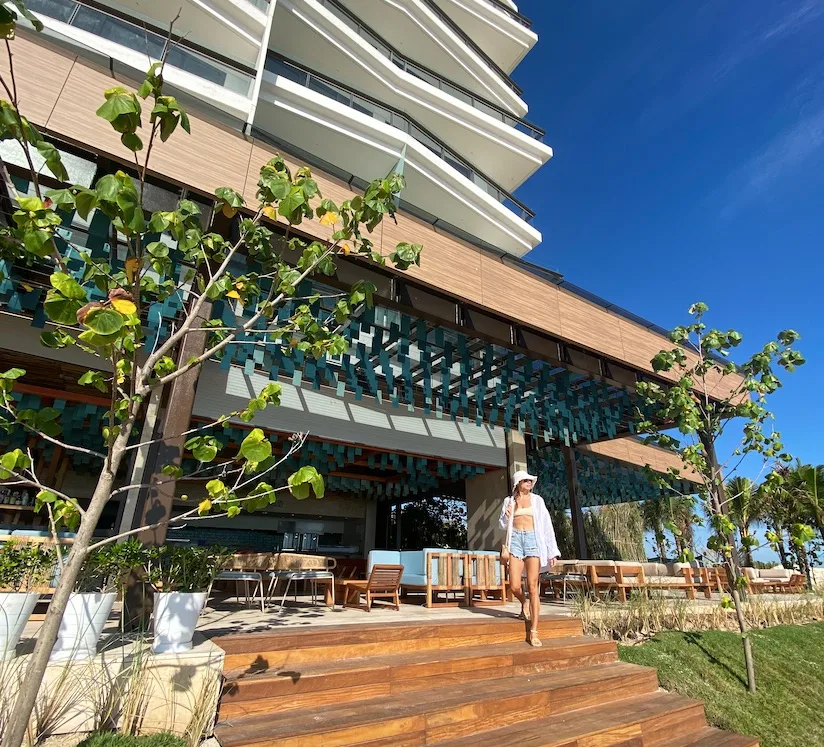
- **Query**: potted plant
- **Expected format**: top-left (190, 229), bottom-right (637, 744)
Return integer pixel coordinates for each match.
top-left (0, 540), bottom-right (55, 660)
top-left (147, 545), bottom-right (228, 654)
top-left (50, 542), bottom-right (139, 661)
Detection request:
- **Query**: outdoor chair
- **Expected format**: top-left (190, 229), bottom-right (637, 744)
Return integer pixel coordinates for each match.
top-left (467, 552), bottom-right (508, 606)
top-left (341, 564), bottom-right (404, 612)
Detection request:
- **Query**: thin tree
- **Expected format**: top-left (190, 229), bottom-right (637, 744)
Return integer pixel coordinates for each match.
top-left (0, 8), bottom-right (423, 744)
top-left (726, 476), bottom-right (761, 568)
top-left (636, 302), bottom-right (810, 693)
top-left (642, 498), bottom-right (670, 561)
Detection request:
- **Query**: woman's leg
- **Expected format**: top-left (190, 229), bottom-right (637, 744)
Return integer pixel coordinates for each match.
top-left (509, 556), bottom-right (527, 616)
top-left (525, 556), bottom-right (541, 634)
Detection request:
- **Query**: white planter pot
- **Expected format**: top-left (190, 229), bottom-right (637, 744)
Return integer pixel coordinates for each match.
top-left (50, 592), bottom-right (116, 661)
top-left (0, 592), bottom-right (39, 660)
top-left (152, 592), bottom-right (207, 654)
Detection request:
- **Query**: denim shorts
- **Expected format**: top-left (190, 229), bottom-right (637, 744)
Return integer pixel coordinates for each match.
top-left (510, 529), bottom-right (539, 560)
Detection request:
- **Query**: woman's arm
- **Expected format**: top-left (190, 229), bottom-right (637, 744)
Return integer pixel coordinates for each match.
top-left (498, 497), bottom-right (511, 530)
top-left (541, 500), bottom-right (561, 560)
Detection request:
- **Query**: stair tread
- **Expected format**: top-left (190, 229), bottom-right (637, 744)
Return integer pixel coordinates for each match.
top-left (434, 691), bottom-right (706, 746)
top-left (224, 634), bottom-right (615, 684)
top-left (213, 615), bottom-right (581, 654)
top-left (215, 661), bottom-right (656, 745)
top-left (659, 726), bottom-right (759, 747)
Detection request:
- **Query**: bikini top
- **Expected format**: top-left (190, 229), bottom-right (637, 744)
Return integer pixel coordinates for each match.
top-left (513, 504), bottom-right (534, 517)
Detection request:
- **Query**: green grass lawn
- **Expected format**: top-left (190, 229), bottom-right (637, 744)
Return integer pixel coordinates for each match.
top-left (618, 623), bottom-right (824, 747)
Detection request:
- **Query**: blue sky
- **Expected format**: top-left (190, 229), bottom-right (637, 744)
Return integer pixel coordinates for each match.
top-left (512, 1), bottom-right (824, 559)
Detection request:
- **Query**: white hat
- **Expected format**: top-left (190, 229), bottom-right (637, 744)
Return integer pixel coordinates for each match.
top-left (512, 470), bottom-right (537, 490)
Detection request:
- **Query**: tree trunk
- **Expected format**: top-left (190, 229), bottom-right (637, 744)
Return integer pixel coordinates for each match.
top-left (655, 530), bottom-right (667, 562)
top-left (772, 525), bottom-right (790, 568)
top-left (739, 527), bottom-right (754, 568)
top-left (4, 426), bottom-right (133, 747)
top-left (700, 431), bottom-right (756, 693)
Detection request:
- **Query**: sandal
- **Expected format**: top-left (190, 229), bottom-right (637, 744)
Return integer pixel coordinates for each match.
top-left (529, 629), bottom-right (542, 647)
top-left (518, 605), bottom-right (530, 621)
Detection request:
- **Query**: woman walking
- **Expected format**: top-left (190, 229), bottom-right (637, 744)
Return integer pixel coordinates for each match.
top-left (499, 470), bottom-right (560, 647)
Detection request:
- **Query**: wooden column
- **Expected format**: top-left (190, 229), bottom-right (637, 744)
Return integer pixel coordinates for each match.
top-left (563, 445), bottom-right (588, 560)
top-left (135, 301), bottom-right (212, 545)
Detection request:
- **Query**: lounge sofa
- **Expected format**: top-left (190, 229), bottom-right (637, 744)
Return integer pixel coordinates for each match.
top-left (549, 559), bottom-right (713, 600)
top-left (368, 549), bottom-right (505, 607)
top-left (743, 566), bottom-right (805, 593)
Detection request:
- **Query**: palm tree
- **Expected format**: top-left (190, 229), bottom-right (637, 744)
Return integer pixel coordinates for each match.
top-left (726, 476), bottom-right (762, 568)
top-left (797, 464), bottom-right (824, 543)
top-left (642, 498), bottom-right (670, 561)
top-left (668, 495), bottom-right (701, 558)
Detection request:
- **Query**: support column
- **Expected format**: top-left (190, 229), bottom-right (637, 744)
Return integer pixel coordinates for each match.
top-left (395, 501), bottom-right (402, 549)
top-left (136, 301), bottom-right (212, 545)
top-left (363, 499), bottom-right (377, 555)
top-left (465, 430), bottom-right (525, 551)
top-left (563, 445), bottom-right (588, 560)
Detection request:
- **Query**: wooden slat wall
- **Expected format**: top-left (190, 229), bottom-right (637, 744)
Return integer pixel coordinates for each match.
top-left (8, 33), bottom-right (744, 399)
top-left (578, 438), bottom-right (700, 482)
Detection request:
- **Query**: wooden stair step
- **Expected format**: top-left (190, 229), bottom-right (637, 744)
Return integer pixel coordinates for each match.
top-left (220, 636), bottom-right (617, 718)
top-left (214, 662), bottom-right (659, 747)
top-left (216, 616), bottom-right (583, 671)
top-left (435, 691), bottom-right (707, 747)
top-left (658, 726), bottom-right (760, 746)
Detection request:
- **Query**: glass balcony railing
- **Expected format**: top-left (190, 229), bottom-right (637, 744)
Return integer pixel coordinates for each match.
top-left (317, 0), bottom-right (543, 141)
top-left (265, 54), bottom-right (534, 222)
top-left (27, 0), bottom-right (255, 97)
top-left (483, 0), bottom-right (533, 28)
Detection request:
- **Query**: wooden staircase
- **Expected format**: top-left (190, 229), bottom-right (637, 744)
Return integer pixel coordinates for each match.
top-left (211, 617), bottom-right (758, 747)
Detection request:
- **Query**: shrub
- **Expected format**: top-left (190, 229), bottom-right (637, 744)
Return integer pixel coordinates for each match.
top-left (0, 541), bottom-right (55, 592)
top-left (78, 732), bottom-right (188, 747)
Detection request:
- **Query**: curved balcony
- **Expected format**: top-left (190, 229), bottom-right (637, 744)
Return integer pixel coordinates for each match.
top-left (27, 0), bottom-right (254, 119)
top-left (334, 0), bottom-right (526, 116)
top-left (269, 0), bottom-right (551, 190)
top-left (318, 0), bottom-right (542, 140)
top-left (431, 0), bottom-right (538, 72)
top-left (256, 59), bottom-right (541, 256)
top-left (264, 54), bottom-right (534, 222)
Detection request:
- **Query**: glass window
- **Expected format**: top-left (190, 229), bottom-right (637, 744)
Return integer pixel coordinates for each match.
top-left (166, 47), bottom-right (226, 88)
top-left (307, 76), bottom-right (351, 107)
top-left (444, 153), bottom-right (472, 180)
top-left (72, 7), bottom-right (165, 59)
top-left (265, 56), bottom-right (305, 85)
top-left (26, 0), bottom-right (76, 23)
top-left (352, 96), bottom-right (392, 126)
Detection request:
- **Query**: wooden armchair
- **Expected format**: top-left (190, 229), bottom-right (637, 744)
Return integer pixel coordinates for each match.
top-left (341, 564), bottom-right (404, 612)
top-left (468, 553), bottom-right (507, 606)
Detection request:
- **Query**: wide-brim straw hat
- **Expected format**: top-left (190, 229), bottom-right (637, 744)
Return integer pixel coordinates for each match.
top-left (512, 470), bottom-right (537, 490)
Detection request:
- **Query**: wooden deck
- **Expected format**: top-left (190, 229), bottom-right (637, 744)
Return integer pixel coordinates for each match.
top-left (211, 616), bottom-right (758, 747)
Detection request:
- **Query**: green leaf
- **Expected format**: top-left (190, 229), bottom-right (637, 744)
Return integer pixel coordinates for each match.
top-left (78, 370), bottom-right (108, 393)
top-left (75, 189), bottom-right (98, 220)
top-left (95, 174), bottom-right (120, 202)
top-left (50, 271), bottom-right (87, 301)
top-left (35, 489), bottom-right (57, 505)
top-left (215, 187), bottom-right (244, 209)
top-left (120, 132), bottom-right (143, 152)
top-left (278, 189), bottom-right (305, 222)
top-left (388, 242), bottom-right (422, 270)
top-left (0, 368), bottom-right (25, 381)
top-left (96, 89), bottom-right (141, 128)
top-left (161, 464), bottom-right (184, 479)
top-left (288, 466), bottom-right (325, 500)
top-left (84, 307), bottom-right (123, 336)
top-left (10, 0), bottom-right (43, 32)
top-left (186, 436), bottom-right (219, 463)
top-left (43, 293), bottom-right (82, 325)
top-left (240, 428), bottom-right (272, 464)
top-left (35, 140), bottom-right (69, 181)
